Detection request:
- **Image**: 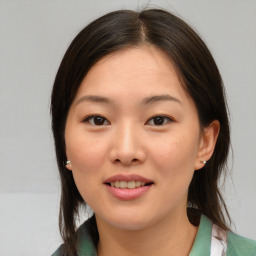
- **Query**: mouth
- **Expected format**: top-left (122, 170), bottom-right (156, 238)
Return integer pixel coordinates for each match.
top-left (103, 174), bottom-right (154, 190)
top-left (103, 174), bottom-right (155, 201)
top-left (105, 180), bottom-right (154, 189)
top-left (104, 175), bottom-right (154, 200)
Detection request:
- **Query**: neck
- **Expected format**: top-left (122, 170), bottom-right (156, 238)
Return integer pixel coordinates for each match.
top-left (96, 212), bottom-right (198, 256)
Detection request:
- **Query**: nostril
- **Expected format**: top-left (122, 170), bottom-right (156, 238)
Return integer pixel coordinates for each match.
top-left (114, 158), bottom-right (139, 164)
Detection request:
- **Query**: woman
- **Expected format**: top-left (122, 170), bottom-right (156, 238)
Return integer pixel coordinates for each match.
top-left (51, 9), bottom-right (256, 256)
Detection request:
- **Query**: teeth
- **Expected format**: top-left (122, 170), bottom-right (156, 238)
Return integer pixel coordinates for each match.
top-left (120, 181), bottom-right (127, 189)
top-left (136, 181), bottom-right (143, 187)
top-left (110, 181), bottom-right (146, 189)
top-left (128, 181), bottom-right (135, 189)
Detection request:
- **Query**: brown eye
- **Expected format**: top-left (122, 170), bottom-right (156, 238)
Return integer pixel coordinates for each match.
top-left (84, 115), bottom-right (110, 126)
top-left (146, 115), bottom-right (173, 126)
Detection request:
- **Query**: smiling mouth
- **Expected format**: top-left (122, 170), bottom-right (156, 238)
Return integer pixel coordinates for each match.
top-left (105, 181), bottom-right (154, 189)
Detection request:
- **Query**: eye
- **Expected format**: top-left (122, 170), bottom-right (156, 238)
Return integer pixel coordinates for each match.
top-left (146, 115), bottom-right (173, 126)
top-left (83, 115), bottom-right (110, 126)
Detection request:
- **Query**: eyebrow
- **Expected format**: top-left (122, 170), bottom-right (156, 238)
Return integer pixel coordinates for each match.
top-left (75, 94), bottom-right (181, 106)
top-left (75, 95), bottom-right (113, 105)
top-left (142, 94), bottom-right (182, 105)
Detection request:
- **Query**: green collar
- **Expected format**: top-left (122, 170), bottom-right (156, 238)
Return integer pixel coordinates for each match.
top-left (53, 214), bottom-right (256, 256)
top-left (189, 214), bottom-right (212, 256)
top-left (76, 214), bottom-right (212, 256)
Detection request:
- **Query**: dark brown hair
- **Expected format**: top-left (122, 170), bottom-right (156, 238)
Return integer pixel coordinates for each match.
top-left (51, 8), bottom-right (231, 255)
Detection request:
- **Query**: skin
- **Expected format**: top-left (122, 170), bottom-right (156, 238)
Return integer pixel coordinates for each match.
top-left (65, 45), bottom-right (220, 256)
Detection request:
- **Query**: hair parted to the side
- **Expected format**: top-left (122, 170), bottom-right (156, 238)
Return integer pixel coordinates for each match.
top-left (51, 8), bottom-right (231, 255)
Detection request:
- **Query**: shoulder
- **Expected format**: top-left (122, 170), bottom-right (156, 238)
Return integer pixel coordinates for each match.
top-left (227, 231), bottom-right (256, 256)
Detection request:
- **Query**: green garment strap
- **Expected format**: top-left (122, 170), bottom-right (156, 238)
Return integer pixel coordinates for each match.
top-left (51, 219), bottom-right (97, 256)
top-left (227, 231), bottom-right (256, 256)
top-left (76, 221), bottom-right (97, 256)
top-left (189, 214), bottom-right (212, 256)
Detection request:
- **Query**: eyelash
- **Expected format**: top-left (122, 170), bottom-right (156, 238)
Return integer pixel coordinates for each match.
top-left (83, 115), bottom-right (110, 126)
top-left (83, 115), bottom-right (174, 126)
top-left (146, 115), bottom-right (174, 126)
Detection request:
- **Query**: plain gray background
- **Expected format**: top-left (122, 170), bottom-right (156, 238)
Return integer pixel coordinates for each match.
top-left (0, 0), bottom-right (255, 255)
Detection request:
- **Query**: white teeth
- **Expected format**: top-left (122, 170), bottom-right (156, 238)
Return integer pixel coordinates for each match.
top-left (128, 181), bottom-right (135, 189)
top-left (110, 181), bottom-right (147, 189)
top-left (136, 181), bottom-right (145, 187)
top-left (120, 181), bottom-right (127, 188)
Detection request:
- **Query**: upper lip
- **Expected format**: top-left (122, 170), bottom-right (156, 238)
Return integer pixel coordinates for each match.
top-left (103, 174), bottom-right (153, 184)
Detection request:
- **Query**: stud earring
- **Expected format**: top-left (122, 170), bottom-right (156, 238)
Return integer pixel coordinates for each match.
top-left (66, 160), bottom-right (71, 166)
top-left (200, 160), bottom-right (207, 164)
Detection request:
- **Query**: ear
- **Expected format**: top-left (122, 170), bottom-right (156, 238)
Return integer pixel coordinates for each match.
top-left (194, 120), bottom-right (220, 170)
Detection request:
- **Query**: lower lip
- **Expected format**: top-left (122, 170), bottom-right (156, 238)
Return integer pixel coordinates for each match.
top-left (105, 184), bottom-right (153, 200)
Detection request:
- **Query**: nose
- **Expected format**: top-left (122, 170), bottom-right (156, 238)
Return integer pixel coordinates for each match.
top-left (109, 123), bottom-right (146, 166)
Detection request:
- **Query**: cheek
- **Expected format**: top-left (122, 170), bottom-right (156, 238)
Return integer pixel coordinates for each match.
top-left (148, 133), bottom-right (199, 194)
top-left (65, 134), bottom-right (108, 204)
top-left (66, 130), bottom-right (108, 170)
top-left (151, 136), bottom-right (198, 171)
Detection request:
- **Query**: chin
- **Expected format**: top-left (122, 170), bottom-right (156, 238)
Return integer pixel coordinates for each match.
top-left (110, 219), bottom-right (150, 231)
top-left (98, 211), bottom-right (156, 231)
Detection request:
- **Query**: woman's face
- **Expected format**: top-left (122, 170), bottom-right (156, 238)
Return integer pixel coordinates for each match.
top-left (65, 46), bottom-right (208, 230)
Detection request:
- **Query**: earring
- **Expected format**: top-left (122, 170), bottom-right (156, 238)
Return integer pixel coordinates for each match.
top-left (200, 160), bottom-right (207, 164)
top-left (66, 160), bottom-right (71, 166)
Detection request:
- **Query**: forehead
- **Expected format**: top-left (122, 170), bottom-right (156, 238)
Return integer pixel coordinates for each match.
top-left (74, 45), bottom-right (189, 104)
top-left (97, 45), bottom-right (176, 74)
